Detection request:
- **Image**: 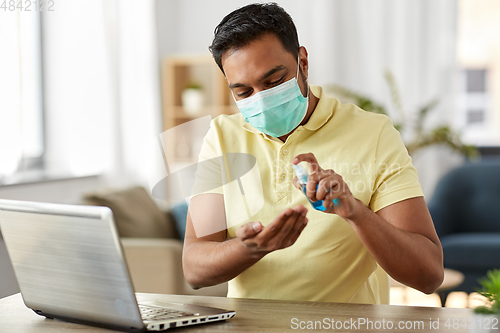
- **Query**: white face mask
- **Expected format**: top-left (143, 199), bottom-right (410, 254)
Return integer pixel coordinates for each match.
top-left (233, 57), bottom-right (309, 137)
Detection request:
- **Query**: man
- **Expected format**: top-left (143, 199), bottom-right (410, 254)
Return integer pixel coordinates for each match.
top-left (182, 3), bottom-right (443, 304)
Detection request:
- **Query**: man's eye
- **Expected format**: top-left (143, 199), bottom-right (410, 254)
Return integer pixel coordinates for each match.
top-left (237, 90), bottom-right (251, 97)
top-left (269, 76), bottom-right (285, 86)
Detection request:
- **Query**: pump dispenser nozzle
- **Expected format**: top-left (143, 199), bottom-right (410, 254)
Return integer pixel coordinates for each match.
top-left (292, 163), bottom-right (340, 211)
top-left (291, 164), bottom-right (308, 184)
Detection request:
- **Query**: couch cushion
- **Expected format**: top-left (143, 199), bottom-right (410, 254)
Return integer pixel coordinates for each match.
top-left (170, 202), bottom-right (189, 241)
top-left (430, 160), bottom-right (500, 235)
top-left (83, 186), bottom-right (179, 239)
top-left (441, 233), bottom-right (500, 270)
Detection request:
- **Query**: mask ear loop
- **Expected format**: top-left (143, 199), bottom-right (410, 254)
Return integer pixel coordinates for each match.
top-left (296, 54), bottom-right (310, 124)
top-left (296, 55), bottom-right (310, 100)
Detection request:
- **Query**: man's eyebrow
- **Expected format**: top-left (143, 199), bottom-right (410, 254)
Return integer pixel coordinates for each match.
top-left (228, 65), bottom-right (287, 90)
top-left (259, 65), bottom-right (287, 82)
top-left (228, 82), bottom-right (246, 89)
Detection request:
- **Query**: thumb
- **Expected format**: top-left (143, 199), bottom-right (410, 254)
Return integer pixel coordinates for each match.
top-left (237, 221), bottom-right (263, 240)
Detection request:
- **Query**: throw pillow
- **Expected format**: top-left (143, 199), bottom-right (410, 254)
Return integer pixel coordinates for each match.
top-left (82, 186), bottom-right (179, 239)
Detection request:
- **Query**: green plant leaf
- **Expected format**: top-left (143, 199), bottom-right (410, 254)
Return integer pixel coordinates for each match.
top-left (325, 70), bottom-right (477, 158)
top-left (326, 85), bottom-right (388, 116)
top-left (414, 99), bottom-right (439, 138)
top-left (474, 269), bottom-right (500, 314)
top-left (186, 82), bottom-right (202, 90)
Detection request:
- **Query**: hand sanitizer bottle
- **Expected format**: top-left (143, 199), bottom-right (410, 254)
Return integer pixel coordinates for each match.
top-left (292, 164), bottom-right (339, 212)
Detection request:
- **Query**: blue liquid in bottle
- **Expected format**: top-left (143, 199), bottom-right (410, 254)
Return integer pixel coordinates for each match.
top-left (292, 164), bottom-right (340, 212)
top-left (300, 184), bottom-right (327, 211)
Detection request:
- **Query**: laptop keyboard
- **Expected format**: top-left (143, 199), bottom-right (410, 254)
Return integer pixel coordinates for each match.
top-left (139, 304), bottom-right (194, 321)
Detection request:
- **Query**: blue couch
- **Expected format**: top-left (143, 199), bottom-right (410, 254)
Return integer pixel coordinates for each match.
top-left (428, 158), bottom-right (500, 305)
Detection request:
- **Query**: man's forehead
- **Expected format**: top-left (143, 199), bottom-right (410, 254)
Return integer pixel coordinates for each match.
top-left (221, 34), bottom-right (295, 83)
top-left (221, 32), bottom-right (286, 62)
top-left (224, 59), bottom-right (288, 85)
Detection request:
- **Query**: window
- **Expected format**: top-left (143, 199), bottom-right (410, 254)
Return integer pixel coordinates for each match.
top-left (457, 0), bottom-right (500, 147)
top-left (464, 69), bottom-right (488, 125)
top-left (466, 69), bottom-right (487, 93)
top-left (0, 9), bottom-right (45, 183)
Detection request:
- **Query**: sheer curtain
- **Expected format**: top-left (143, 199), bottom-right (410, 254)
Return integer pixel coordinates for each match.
top-left (101, 0), bottom-right (163, 190)
top-left (41, 0), bottom-right (113, 178)
top-left (24, 0), bottom-right (162, 191)
top-left (0, 9), bottom-right (23, 177)
top-left (299, 0), bottom-right (457, 119)
top-left (0, 9), bottom-right (44, 180)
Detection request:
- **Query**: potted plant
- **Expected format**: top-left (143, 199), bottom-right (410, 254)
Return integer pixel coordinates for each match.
top-left (325, 70), bottom-right (478, 159)
top-left (470, 269), bottom-right (500, 332)
top-left (182, 82), bottom-right (205, 116)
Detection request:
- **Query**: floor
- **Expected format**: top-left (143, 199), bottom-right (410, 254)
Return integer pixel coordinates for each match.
top-left (390, 287), bottom-right (487, 309)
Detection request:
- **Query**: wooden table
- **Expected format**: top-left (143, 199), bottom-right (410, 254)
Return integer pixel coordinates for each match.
top-left (0, 292), bottom-right (483, 332)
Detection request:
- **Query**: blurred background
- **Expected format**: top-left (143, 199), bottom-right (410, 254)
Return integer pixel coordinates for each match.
top-left (1, 0), bottom-right (499, 308)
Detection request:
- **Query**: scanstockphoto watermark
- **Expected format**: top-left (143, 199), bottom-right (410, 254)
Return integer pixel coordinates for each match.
top-left (1, 0), bottom-right (55, 11)
top-left (291, 317), bottom-right (428, 330)
top-left (291, 317), bottom-right (499, 331)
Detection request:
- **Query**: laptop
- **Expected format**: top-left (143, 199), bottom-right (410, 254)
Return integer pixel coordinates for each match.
top-left (0, 199), bottom-right (235, 332)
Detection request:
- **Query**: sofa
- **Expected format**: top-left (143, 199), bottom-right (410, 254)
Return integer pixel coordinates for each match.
top-left (82, 186), bottom-right (227, 297)
top-left (427, 158), bottom-right (500, 305)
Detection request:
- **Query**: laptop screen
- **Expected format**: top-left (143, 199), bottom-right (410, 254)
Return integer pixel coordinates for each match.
top-left (0, 200), bottom-right (144, 329)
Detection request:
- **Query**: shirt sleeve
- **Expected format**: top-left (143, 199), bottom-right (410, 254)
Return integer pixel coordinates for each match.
top-left (188, 120), bottom-right (224, 202)
top-left (369, 118), bottom-right (424, 212)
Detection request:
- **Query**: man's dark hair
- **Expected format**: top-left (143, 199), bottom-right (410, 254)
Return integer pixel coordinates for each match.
top-left (209, 3), bottom-right (300, 74)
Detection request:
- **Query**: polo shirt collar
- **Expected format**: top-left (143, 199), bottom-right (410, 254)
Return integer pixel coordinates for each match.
top-left (303, 85), bottom-right (335, 131)
top-left (241, 85), bottom-right (335, 136)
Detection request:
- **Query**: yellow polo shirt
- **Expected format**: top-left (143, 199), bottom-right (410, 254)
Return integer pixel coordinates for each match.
top-left (190, 85), bottom-right (423, 304)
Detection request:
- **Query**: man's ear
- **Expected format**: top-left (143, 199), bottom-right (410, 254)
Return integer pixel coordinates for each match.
top-left (298, 46), bottom-right (309, 79)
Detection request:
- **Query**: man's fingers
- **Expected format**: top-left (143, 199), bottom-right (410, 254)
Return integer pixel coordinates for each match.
top-left (291, 217), bottom-right (308, 243)
top-left (293, 204), bottom-right (308, 217)
top-left (238, 205), bottom-right (308, 252)
top-left (322, 190), bottom-right (333, 208)
top-left (281, 215), bottom-right (308, 248)
top-left (292, 152), bottom-right (321, 174)
top-left (322, 190), bottom-right (335, 209)
top-left (259, 205), bottom-right (306, 241)
top-left (316, 176), bottom-right (341, 201)
top-left (292, 153), bottom-right (328, 202)
top-left (268, 209), bottom-right (299, 237)
top-left (315, 178), bottom-right (330, 201)
top-left (236, 221), bottom-right (263, 241)
top-left (305, 171), bottom-right (320, 202)
top-left (274, 205), bottom-right (307, 247)
top-left (252, 208), bottom-right (294, 242)
top-left (275, 211), bottom-right (301, 243)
